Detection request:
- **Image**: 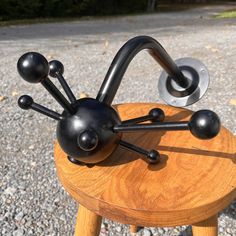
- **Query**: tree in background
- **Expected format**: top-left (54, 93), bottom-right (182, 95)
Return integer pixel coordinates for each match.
top-left (0, 0), bottom-right (224, 21)
top-left (0, 0), bottom-right (149, 20)
top-left (0, 0), bottom-right (42, 20)
top-left (147, 0), bottom-right (158, 12)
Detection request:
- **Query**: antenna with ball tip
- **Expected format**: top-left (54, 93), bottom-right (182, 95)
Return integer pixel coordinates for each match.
top-left (17, 52), bottom-right (75, 114)
top-left (49, 60), bottom-right (77, 103)
top-left (18, 95), bottom-right (64, 120)
top-left (114, 110), bottom-right (221, 140)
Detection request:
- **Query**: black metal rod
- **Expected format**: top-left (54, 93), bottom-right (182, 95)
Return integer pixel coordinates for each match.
top-left (56, 72), bottom-right (77, 103)
top-left (31, 103), bottom-right (64, 120)
top-left (114, 122), bottom-right (189, 132)
top-left (122, 108), bottom-right (165, 124)
top-left (119, 140), bottom-right (149, 156)
top-left (41, 78), bottom-right (75, 114)
top-left (96, 35), bottom-right (189, 104)
top-left (119, 140), bottom-right (159, 163)
top-left (122, 115), bottom-right (152, 125)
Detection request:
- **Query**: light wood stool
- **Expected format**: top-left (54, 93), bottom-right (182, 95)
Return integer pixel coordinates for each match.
top-left (54, 103), bottom-right (236, 236)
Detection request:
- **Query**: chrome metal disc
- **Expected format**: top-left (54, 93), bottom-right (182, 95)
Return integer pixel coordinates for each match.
top-left (158, 57), bottom-right (210, 107)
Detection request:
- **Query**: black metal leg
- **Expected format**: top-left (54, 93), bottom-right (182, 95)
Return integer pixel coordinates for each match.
top-left (122, 108), bottom-right (165, 125)
top-left (67, 156), bottom-right (84, 165)
top-left (96, 36), bottom-right (189, 105)
top-left (119, 140), bottom-right (160, 164)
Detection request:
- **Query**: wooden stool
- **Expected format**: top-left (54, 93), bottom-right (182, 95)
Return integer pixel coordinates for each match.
top-left (54, 103), bottom-right (236, 236)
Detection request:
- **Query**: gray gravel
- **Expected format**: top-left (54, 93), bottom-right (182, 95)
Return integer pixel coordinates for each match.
top-left (0, 4), bottom-right (236, 236)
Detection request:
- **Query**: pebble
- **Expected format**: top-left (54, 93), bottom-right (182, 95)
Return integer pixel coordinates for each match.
top-left (14, 212), bottom-right (24, 221)
top-left (116, 226), bottom-right (122, 232)
top-left (143, 229), bottom-right (151, 236)
top-left (32, 211), bottom-right (41, 219)
top-left (157, 228), bottom-right (164, 234)
top-left (12, 229), bottom-right (25, 236)
top-left (4, 187), bottom-right (17, 196)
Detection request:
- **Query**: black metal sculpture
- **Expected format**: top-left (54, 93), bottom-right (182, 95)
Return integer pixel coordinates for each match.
top-left (17, 36), bottom-right (220, 164)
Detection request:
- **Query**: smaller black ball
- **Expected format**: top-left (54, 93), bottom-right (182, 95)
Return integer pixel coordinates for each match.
top-left (17, 52), bottom-right (49, 83)
top-left (147, 150), bottom-right (160, 164)
top-left (49, 60), bottom-right (64, 78)
top-left (149, 108), bottom-right (165, 122)
top-left (77, 129), bottom-right (99, 152)
top-left (189, 110), bottom-right (221, 139)
top-left (18, 95), bottom-right (33, 110)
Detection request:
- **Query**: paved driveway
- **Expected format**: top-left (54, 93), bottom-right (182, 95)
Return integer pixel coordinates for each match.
top-left (0, 4), bottom-right (235, 236)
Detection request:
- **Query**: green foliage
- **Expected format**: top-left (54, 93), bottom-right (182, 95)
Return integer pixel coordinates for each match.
top-left (55, 0), bottom-right (148, 16)
top-left (0, 0), bottom-right (149, 21)
top-left (0, 0), bottom-right (42, 20)
top-left (40, 0), bottom-right (74, 17)
top-left (215, 9), bottom-right (236, 19)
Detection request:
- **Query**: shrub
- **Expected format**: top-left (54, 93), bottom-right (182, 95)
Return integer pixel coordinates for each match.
top-left (0, 0), bottom-right (149, 20)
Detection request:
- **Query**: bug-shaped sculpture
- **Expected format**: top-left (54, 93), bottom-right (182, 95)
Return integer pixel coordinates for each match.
top-left (17, 36), bottom-right (220, 164)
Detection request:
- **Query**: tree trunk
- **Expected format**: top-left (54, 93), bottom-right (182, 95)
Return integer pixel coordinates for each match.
top-left (147, 0), bottom-right (157, 12)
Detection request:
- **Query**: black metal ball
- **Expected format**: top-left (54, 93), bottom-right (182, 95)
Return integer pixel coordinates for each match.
top-left (149, 108), bottom-right (165, 122)
top-left (18, 95), bottom-right (33, 110)
top-left (147, 150), bottom-right (160, 164)
top-left (57, 98), bottom-right (121, 163)
top-left (189, 110), bottom-right (221, 139)
top-left (49, 60), bottom-right (64, 78)
top-left (78, 129), bottom-right (99, 151)
top-left (17, 52), bottom-right (49, 83)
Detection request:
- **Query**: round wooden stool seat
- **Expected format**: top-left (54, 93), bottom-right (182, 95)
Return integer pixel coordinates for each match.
top-left (54, 103), bottom-right (236, 234)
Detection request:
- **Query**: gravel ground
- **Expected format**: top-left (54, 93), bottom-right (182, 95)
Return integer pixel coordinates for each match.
top-left (0, 4), bottom-right (236, 236)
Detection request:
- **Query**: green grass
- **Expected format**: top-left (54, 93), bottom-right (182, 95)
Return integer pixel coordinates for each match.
top-left (215, 9), bottom-right (236, 19)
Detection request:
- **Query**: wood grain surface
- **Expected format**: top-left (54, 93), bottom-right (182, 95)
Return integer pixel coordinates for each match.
top-left (54, 103), bottom-right (236, 227)
top-left (75, 205), bottom-right (102, 236)
top-left (192, 214), bottom-right (218, 236)
top-left (130, 225), bottom-right (138, 233)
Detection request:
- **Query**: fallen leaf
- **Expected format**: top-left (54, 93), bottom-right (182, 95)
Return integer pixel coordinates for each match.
top-left (47, 54), bottom-right (54, 60)
top-left (0, 96), bottom-right (7, 102)
top-left (28, 145), bottom-right (35, 150)
top-left (12, 91), bottom-right (19, 96)
top-left (79, 92), bottom-right (89, 98)
top-left (205, 45), bottom-right (219, 53)
top-left (102, 40), bottom-right (109, 55)
top-left (104, 40), bottom-right (109, 48)
top-left (229, 99), bottom-right (236, 106)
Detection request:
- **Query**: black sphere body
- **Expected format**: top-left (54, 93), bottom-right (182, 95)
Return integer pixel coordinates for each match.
top-left (17, 52), bottom-right (49, 83)
top-left (189, 110), bottom-right (221, 139)
top-left (57, 98), bottom-right (121, 163)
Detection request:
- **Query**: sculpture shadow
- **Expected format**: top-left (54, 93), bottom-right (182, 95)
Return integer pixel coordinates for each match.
top-left (157, 145), bottom-right (236, 163)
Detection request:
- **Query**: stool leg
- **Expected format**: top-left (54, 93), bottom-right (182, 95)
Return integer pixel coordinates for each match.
top-left (130, 225), bottom-right (138, 233)
top-left (192, 214), bottom-right (218, 236)
top-left (74, 205), bottom-right (102, 236)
